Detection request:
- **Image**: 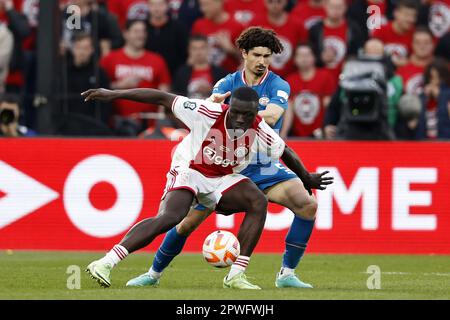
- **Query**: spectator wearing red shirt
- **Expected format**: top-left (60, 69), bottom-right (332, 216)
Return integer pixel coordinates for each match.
top-left (191, 0), bottom-right (243, 72)
top-left (172, 34), bottom-right (227, 99)
top-left (100, 20), bottom-right (171, 131)
top-left (309, 0), bottom-right (364, 82)
top-left (397, 27), bottom-right (436, 95)
top-left (252, 0), bottom-right (306, 78)
top-left (372, 0), bottom-right (418, 67)
top-left (224, 0), bottom-right (267, 26)
top-left (291, 0), bottom-right (326, 31)
top-left (281, 43), bottom-right (334, 139)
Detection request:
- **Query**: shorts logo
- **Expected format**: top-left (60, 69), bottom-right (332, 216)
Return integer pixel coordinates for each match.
top-left (183, 101), bottom-right (197, 110)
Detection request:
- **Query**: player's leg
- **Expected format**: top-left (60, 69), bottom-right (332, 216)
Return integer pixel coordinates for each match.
top-left (127, 206), bottom-right (213, 287)
top-left (265, 177), bottom-right (317, 288)
top-left (86, 189), bottom-right (195, 287)
top-left (216, 179), bottom-right (268, 289)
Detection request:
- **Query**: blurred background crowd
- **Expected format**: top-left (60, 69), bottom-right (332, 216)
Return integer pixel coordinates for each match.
top-left (0, 0), bottom-right (449, 140)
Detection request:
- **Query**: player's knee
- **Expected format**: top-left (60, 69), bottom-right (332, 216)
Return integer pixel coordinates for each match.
top-left (176, 216), bottom-right (201, 236)
top-left (293, 196), bottom-right (318, 220)
top-left (247, 193), bottom-right (268, 218)
top-left (160, 211), bottom-right (186, 229)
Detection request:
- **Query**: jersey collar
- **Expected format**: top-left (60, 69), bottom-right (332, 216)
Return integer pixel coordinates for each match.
top-left (241, 69), bottom-right (269, 87)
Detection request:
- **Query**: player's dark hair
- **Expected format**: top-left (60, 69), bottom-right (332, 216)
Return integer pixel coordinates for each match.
top-left (189, 34), bottom-right (208, 43)
top-left (125, 19), bottom-right (146, 31)
top-left (232, 87), bottom-right (260, 106)
top-left (236, 27), bottom-right (283, 54)
top-left (395, 0), bottom-right (419, 11)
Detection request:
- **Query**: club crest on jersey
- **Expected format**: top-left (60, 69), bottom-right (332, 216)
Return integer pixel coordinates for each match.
top-left (183, 101), bottom-right (197, 110)
top-left (259, 96), bottom-right (270, 107)
top-left (234, 146), bottom-right (249, 158)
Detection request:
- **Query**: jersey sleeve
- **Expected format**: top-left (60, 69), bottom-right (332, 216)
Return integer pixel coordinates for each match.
top-left (212, 73), bottom-right (233, 95)
top-left (171, 96), bottom-right (222, 130)
top-left (256, 119), bottom-right (286, 160)
top-left (268, 77), bottom-right (290, 110)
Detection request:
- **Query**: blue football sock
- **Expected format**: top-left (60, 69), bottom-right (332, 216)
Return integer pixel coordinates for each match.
top-left (282, 215), bottom-right (315, 269)
top-left (152, 227), bottom-right (187, 273)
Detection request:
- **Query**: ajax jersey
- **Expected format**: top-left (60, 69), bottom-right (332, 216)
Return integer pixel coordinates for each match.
top-left (170, 96), bottom-right (285, 178)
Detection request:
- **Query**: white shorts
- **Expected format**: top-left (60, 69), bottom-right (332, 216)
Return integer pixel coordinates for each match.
top-left (161, 166), bottom-right (248, 210)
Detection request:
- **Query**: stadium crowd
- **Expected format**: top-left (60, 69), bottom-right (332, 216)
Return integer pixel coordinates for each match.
top-left (0, 0), bottom-right (449, 139)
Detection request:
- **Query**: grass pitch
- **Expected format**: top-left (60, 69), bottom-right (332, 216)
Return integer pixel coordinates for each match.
top-left (0, 251), bottom-right (449, 300)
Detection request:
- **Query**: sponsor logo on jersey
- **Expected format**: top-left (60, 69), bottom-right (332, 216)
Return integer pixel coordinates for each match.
top-left (203, 146), bottom-right (238, 167)
top-left (183, 101), bottom-right (197, 110)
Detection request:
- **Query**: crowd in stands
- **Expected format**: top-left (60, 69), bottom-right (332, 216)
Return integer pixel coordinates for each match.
top-left (0, 0), bottom-right (449, 139)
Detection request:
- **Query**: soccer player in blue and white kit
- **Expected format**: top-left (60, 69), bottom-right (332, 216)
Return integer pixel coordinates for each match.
top-left (127, 27), bottom-right (333, 289)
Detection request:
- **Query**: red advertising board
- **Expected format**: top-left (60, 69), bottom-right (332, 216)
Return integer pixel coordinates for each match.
top-left (0, 139), bottom-right (448, 254)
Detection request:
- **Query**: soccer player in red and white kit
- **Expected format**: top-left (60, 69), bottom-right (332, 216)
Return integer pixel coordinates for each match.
top-left (100, 20), bottom-right (171, 123)
top-left (372, 0), bottom-right (418, 67)
top-left (397, 27), bottom-right (436, 95)
top-left (252, 0), bottom-right (307, 78)
top-left (191, 0), bottom-right (244, 72)
top-left (281, 43), bottom-right (335, 139)
top-left (82, 86), bottom-right (332, 289)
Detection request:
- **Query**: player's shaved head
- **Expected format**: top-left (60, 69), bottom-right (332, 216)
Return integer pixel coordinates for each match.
top-left (227, 87), bottom-right (259, 134)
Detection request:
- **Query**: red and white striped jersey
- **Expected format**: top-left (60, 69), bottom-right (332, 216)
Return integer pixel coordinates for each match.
top-left (171, 96), bottom-right (285, 177)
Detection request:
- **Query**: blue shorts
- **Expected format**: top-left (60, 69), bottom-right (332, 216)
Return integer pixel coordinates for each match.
top-left (195, 161), bottom-right (297, 211)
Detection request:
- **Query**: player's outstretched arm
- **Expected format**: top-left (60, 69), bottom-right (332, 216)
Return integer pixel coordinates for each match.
top-left (81, 88), bottom-right (177, 110)
top-left (281, 145), bottom-right (334, 195)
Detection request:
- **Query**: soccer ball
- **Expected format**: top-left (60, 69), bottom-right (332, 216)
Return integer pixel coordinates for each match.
top-left (202, 230), bottom-right (240, 268)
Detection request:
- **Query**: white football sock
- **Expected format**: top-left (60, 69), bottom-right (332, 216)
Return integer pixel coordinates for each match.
top-left (100, 244), bottom-right (129, 267)
top-left (148, 266), bottom-right (162, 279)
top-left (227, 256), bottom-right (250, 280)
top-left (279, 266), bottom-right (295, 277)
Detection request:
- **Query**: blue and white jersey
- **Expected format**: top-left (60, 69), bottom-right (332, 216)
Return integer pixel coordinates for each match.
top-left (212, 69), bottom-right (290, 131)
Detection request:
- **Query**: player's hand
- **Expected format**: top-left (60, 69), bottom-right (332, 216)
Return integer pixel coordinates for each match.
top-left (207, 91), bottom-right (231, 103)
top-left (303, 171), bottom-right (334, 195)
top-left (81, 88), bottom-right (117, 102)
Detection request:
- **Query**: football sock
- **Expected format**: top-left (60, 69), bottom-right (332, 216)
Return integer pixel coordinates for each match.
top-left (101, 244), bottom-right (129, 267)
top-left (278, 267), bottom-right (295, 278)
top-left (227, 256), bottom-right (250, 280)
top-left (282, 216), bottom-right (315, 270)
top-left (151, 227), bottom-right (187, 273)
